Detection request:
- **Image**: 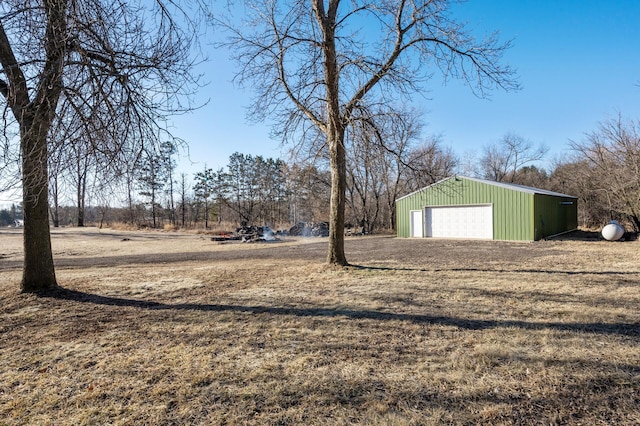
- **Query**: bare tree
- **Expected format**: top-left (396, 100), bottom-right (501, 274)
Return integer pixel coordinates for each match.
top-left (345, 123), bottom-right (385, 234)
top-left (48, 140), bottom-right (67, 228)
top-left (224, 0), bottom-right (518, 265)
top-left (178, 173), bottom-right (189, 228)
top-left (512, 165), bottom-right (549, 188)
top-left (569, 116), bottom-right (640, 231)
top-left (548, 160), bottom-right (607, 228)
top-left (342, 105), bottom-right (456, 232)
top-left (0, 1), bottom-right (207, 292)
top-left (345, 106), bottom-right (429, 232)
top-left (123, 160), bottom-right (140, 226)
top-left (481, 133), bottom-right (547, 182)
top-left (369, 107), bottom-right (424, 230)
top-left (405, 137), bottom-right (458, 191)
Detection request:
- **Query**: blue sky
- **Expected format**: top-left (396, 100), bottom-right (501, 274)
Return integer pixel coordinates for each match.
top-left (173, 0), bottom-right (640, 177)
top-left (1, 0), bottom-right (637, 208)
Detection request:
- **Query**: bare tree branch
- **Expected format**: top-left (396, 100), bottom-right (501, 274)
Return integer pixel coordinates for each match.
top-left (221, 0), bottom-right (519, 265)
top-left (0, 0), bottom-right (211, 292)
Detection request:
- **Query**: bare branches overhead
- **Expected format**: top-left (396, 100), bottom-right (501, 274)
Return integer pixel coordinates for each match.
top-left (221, 0), bottom-right (519, 265)
top-left (0, 0), bottom-right (211, 292)
top-left (223, 0), bottom-right (518, 136)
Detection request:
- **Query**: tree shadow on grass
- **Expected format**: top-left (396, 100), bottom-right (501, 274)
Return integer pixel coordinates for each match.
top-left (41, 287), bottom-right (639, 337)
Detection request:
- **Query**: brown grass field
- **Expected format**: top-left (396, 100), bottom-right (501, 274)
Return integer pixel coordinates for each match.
top-left (1, 227), bottom-right (639, 425)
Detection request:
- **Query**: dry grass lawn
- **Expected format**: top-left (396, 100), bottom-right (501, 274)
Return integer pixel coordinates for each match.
top-left (1, 227), bottom-right (639, 425)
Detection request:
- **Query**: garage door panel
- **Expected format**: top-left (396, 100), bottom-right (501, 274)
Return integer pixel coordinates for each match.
top-left (425, 205), bottom-right (493, 239)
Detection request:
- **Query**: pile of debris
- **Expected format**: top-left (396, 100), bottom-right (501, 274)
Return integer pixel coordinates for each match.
top-left (237, 225), bottom-right (277, 242)
top-left (211, 225), bottom-right (278, 243)
top-left (288, 221), bottom-right (329, 237)
top-left (211, 222), bottom-right (330, 242)
top-left (345, 225), bottom-right (367, 236)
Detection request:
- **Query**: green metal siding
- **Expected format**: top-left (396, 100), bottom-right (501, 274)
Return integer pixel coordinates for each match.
top-left (396, 177), bottom-right (535, 240)
top-left (533, 194), bottom-right (578, 240)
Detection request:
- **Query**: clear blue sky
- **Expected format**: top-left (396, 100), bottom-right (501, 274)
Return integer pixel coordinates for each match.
top-left (174, 0), bottom-right (640, 177)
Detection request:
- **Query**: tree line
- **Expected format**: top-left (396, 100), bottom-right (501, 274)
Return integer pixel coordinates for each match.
top-left (40, 113), bottom-right (640, 235)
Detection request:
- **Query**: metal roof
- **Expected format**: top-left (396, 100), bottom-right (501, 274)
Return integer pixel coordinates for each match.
top-left (396, 175), bottom-right (578, 202)
top-left (461, 176), bottom-right (578, 198)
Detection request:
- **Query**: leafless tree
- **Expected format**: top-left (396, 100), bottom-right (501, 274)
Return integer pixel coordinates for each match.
top-left (405, 136), bottom-right (458, 191)
top-left (569, 115), bottom-right (640, 231)
top-left (223, 0), bottom-right (518, 265)
top-left (345, 105), bottom-right (433, 232)
top-left (481, 133), bottom-right (547, 182)
top-left (378, 108), bottom-right (424, 230)
top-left (511, 165), bottom-right (549, 188)
top-left (345, 123), bottom-right (386, 234)
top-left (548, 160), bottom-right (607, 228)
top-left (285, 162), bottom-right (332, 224)
top-left (0, 0), bottom-right (208, 292)
top-left (178, 173), bottom-right (189, 228)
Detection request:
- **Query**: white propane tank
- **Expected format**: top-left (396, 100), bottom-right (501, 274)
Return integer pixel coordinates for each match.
top-left (601, 221), bottom-right (625, 241)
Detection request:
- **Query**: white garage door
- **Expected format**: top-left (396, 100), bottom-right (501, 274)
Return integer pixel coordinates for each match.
top-left (425, 205), bottom-right (493, 239)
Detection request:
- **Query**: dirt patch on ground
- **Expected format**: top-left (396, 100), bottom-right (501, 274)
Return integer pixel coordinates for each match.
top-left (1, 227), bottom-right (639, 425)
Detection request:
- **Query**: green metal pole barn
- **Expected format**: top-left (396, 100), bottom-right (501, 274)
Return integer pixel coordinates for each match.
top-left (396, 176), bottom-right (578, 241)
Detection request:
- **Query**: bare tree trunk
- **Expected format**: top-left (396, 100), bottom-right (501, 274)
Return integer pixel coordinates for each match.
top-left (315, 0), bottom-right (348, 266)
top-left (50, 174), bottom-right (60, 228)
top-left (5, 0), bottom-right (68, 292)
top-left (168, 161), bottom-right (175, 226)
top-left (204, 199), bottom-right (209, 229)
top-left (327, 134), bottom-right (347, 265)
top-left (180, 173), bottom-right (187, 227)
top-left (2, 0), bottom-right (206, 292)
top-left (151, 185), bottom-right (157, 228)
top-left (77, 170), bottom-right (86, 227)
top-left (127, 171), bottom-right (135, 225)
top-left (21, 116), bottom-right (57, 292)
